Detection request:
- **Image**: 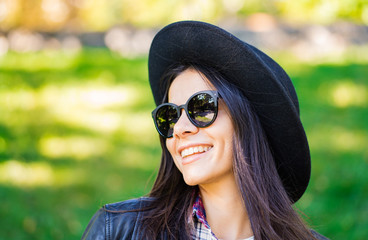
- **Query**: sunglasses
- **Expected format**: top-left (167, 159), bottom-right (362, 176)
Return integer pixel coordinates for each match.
top-left (152, 90), bottom-right (219, 138)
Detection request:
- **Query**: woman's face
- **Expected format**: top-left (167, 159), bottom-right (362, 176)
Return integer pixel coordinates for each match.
top-left (166, 68), bottom-right (235, 186)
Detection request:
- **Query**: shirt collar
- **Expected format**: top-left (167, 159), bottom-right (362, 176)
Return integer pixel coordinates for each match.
top-left (192, 194), bottom-right (212, 230)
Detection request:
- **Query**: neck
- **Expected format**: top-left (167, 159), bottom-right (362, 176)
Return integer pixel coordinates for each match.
top-left (199, 174), bottom-right (253, 239)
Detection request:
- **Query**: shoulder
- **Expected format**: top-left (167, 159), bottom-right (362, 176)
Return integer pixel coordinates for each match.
top-left (82, 197), bottom-right (154, 240)
top-left (104, 197), bottom-right (154, 211)
top-left (311, 229), bottom-right (329, 240)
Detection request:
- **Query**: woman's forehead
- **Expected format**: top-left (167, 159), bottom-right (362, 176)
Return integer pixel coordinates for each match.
top-left (168, 69), bottom-right (215, 103)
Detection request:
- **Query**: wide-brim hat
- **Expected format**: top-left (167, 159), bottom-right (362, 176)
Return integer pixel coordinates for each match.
top-left (148, 21), bottom-right (310, 203)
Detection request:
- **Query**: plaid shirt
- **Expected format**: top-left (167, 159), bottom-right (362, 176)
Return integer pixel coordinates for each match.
top-left (192, 195), bottom-right (254, 240)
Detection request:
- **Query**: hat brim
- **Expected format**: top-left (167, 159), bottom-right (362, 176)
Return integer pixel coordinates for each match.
top-left (148, 21), bottom-right (310, 203)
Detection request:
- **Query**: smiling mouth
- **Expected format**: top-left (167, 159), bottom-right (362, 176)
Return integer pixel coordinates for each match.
top-left (180, 145), bottom-right (213, 158)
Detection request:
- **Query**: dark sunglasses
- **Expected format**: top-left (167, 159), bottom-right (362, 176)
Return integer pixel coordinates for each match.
top-left (152, 90), bottom-right (219, 138)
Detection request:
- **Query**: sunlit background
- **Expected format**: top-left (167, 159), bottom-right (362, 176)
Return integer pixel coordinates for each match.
top-left (0, 0), bottom-right (367, 239)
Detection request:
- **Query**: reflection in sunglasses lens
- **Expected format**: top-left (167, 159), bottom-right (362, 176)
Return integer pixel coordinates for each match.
top-left (157, 105), bottom-right (178, 137)
top-left (189, 93), bottom-right (215, 126)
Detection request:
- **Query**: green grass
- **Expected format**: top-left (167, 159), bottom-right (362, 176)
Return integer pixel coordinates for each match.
top-left (0, 48), bottom-right (367, 239)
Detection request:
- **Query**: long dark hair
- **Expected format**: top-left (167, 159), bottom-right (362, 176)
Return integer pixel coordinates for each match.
top-left (140, 63), bottom-right (316, 240)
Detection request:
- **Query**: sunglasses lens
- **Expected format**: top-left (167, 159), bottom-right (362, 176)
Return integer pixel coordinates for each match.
top-left (155, 105), bottom-right (178, 137)
top-left (188, 93), bottom-right (217, 127)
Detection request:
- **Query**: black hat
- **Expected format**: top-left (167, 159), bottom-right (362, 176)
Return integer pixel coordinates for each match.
top-left (148, 21), bottom-right (310, 203)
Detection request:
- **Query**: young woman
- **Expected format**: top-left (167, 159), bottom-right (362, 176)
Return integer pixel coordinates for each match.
top-left (82, 21), bottom-right (328, 240)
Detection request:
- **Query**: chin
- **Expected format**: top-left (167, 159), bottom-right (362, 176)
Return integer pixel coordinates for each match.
top-left (183, 175), bottom-right (202, 186)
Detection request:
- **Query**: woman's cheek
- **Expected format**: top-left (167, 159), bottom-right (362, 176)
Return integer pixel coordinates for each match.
top-left (172, 157), bottom-right (183, 174)
top-left (165, 139), bottom-right (174, 157)
top-left (166, 139), bottom-right (182, 172)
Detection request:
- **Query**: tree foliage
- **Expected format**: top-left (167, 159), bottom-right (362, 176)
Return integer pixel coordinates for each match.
top-left (0, 0), bottom-right (367, 32)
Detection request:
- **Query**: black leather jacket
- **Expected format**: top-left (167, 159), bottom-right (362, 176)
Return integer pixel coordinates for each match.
top-left (82, 198), bottom-right (329, 240)
top-left (82, 198), bottom-right (152, 240)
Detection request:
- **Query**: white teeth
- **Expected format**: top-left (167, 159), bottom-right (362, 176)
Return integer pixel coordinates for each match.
top-left (180, 146), bottom-right (212, 158)
top-left (189, 148), bottom-right (194, 154)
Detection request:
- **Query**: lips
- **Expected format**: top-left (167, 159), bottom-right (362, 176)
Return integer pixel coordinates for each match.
top-left (180, 145), bottom-right (213, 158)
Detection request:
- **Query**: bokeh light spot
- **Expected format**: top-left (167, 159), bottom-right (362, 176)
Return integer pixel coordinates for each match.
top-left (41, 0), bottom-right (70, 23)
top-left (39, 136), bottom-right (109, 159)
top-left (309, 126), bottom-right (367, 153)
top-left (0, 160), bottom-right (54, 187)
top-left (331, 81), bottom-right (367, 108)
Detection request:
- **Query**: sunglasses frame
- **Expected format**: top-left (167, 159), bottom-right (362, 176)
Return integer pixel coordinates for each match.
top-left (152, 90), bottom-right (219, 138)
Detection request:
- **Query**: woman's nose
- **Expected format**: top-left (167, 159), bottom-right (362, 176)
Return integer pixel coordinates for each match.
top-left (172, 109), bottom-right (199, 138)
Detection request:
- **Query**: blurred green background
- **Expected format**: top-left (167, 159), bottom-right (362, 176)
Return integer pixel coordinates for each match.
top-left (0, 0), bottom-right (367, 239)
